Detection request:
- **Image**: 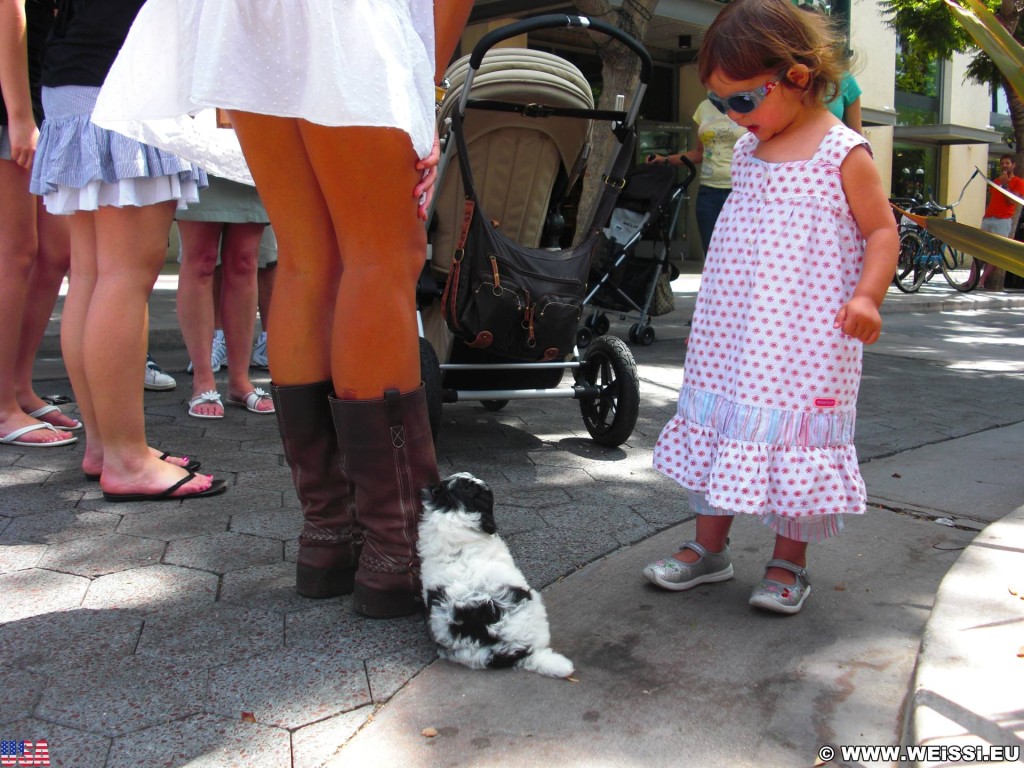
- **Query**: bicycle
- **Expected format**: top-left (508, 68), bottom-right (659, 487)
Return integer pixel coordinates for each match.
top-left (890, 187), bottom-right (979, 294)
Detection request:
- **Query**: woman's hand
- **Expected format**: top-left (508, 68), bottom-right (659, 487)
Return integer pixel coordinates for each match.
top-left (414, 130), bottom-right (441, 222)
top-left (7, 114), bottom-right (37, 170)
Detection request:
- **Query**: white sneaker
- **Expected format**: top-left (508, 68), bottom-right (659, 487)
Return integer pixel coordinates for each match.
top-left (189, 330), bottom-right (228, 374)
top-left (251, 332), bottom-right (268, 369)
top-left (210, 331), bottom-right (228, 372)
top-left (144, 353), bottom-right (177, 391)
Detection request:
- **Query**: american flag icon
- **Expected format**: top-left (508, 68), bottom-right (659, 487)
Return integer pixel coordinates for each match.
top-left (0, 740), bottom-right (50, 766)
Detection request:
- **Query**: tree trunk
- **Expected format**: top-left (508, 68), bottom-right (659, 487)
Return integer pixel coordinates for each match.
top-left (570, 0), bottom-right (659, 242)
top-left (1005, 78), bottom-right (1024, 169)
top-left (995, 1), bottom-right (1023, 168)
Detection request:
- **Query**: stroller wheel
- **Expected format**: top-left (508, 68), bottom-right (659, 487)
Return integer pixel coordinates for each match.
top-left (629, 323), bottom-right (656, 347)
top-left (576, 326), bottom-right (594, 349)
top-left (577, 336), bottom-right (639, 448)
top-left (480, 399), bottom-right (509, 412)
top-left (595, 313), bottom-right (610, 336)
top-left (419, 337), bottom-right (443, 440)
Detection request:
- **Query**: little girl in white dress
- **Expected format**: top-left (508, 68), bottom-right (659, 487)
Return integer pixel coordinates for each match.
top-left (644, 0), bottom-right (897, 615)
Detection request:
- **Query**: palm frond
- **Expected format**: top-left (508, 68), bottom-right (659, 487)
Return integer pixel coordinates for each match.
top-left (944, 0), bottom-right (1024, 101)
top-left (894, 204), bottom-right (1024, 277)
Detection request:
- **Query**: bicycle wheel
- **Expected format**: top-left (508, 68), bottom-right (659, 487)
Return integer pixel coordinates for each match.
top-left (894, 230), bottom-right (925, 293)
top-left (939, 242), bottom-right (980, 292)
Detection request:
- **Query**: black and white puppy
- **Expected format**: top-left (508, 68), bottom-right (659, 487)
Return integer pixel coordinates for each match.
top-left (418, 472), bottom-right (575, 678)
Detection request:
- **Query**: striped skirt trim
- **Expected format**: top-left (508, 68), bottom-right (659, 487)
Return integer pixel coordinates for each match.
top-left (678, 386), bottom-right (856, 448)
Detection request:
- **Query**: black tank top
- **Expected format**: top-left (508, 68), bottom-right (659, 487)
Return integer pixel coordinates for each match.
top-left (40, 0), bottom-right (146, 89)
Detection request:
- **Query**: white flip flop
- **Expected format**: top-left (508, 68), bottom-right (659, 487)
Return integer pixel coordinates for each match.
top-left (0, 422), bottom-right (79, 447)
top-left (28, 404), bottom-right (83, 431)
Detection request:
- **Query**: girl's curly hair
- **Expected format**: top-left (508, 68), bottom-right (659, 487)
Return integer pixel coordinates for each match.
top-left (697, 0), bottom-right (846, 108)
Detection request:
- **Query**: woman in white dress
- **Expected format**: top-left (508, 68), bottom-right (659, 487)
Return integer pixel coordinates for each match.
top-left (95, 1), bottom-right (475, 618)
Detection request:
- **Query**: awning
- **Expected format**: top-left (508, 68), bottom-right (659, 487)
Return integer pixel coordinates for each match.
top-left (893, 123), bottom-right (1005, 146)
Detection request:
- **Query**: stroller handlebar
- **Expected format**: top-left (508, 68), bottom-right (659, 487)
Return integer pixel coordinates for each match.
top-left (677, 154), bottom-right (697, 189)
top-left (646, 153), bottom-right (698, 191)
top-left (469, 14), bottom-right (653, 86)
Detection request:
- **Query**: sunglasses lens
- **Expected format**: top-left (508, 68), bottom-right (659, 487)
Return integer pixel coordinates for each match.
top-left (731, 94), bottom-right (758, 113)
top-left (707, 90), bottom-right (760, 115)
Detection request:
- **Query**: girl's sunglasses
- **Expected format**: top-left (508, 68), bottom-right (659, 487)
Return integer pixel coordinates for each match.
top-left (707, 79), bottom-right (780, 115)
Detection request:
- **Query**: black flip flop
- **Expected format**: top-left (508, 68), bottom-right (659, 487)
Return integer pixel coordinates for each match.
top-left (85, 454), bottom-right (201, 482)
top-left (102, 472), bottom-right (227, 502)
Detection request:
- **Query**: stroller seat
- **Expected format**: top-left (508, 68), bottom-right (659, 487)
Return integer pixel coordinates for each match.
top-left (425, 49), bottom-right (594, 362)
top-left (582, 159), bottom-right (696, 346)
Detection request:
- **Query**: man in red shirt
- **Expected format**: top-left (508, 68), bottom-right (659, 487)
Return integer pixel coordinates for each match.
top-left (979, 153), bottom-right (1024, 290)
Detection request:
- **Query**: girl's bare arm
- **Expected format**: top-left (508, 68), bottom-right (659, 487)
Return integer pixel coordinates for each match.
top-left (836, 144), bottom-right (898, 345)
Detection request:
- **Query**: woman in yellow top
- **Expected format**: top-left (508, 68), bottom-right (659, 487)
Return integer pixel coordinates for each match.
top-left (649, 98), bottom-right (745, 257)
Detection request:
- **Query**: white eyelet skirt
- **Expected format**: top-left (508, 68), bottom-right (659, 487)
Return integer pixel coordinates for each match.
top-left (90, 0), bottom-right (437, 185)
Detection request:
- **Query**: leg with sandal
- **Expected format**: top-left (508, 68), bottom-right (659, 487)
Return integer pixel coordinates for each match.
top-left (0, 145), bottom-right (77, 448)
top-left (30, 81), bottom-right (224, 502)
top-left (176, 175), bottom-right (274, 420)
top-left (0, 0), bottom-right (77, 448)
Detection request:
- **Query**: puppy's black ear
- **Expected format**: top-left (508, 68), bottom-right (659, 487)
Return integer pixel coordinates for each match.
top-left (479, 507), bottom-right (498, 535)
top-left (458, 479), bottom-right (493, 516)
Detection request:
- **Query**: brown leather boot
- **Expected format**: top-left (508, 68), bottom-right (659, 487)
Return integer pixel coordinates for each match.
top-left (330, 386), bottom-right (439, 619)
top-left (271, 380), bottom-right (359, 599)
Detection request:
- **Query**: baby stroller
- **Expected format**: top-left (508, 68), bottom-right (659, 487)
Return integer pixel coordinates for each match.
top-left (580, 158), bottom-right (697, 348)
top-left (419, 14), bottom-right (652, 447)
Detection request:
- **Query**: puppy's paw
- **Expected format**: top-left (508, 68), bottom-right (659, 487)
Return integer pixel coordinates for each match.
top-left (521, 647), bottom-right (575, 678)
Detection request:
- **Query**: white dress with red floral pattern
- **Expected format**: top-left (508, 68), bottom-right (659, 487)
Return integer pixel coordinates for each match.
top-left (652, 124), bottom-right (870, 542)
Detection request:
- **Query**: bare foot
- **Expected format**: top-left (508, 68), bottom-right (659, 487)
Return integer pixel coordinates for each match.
top-left (82, 446), bottom-right (195, 477)
top-left (99, 455), bottom-right (216, 498)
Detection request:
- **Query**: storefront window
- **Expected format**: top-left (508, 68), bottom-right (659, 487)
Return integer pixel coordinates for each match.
top-left (895, 37), bottom-right (940, 127)
top-left (892, 144), bottom-right (937, 202)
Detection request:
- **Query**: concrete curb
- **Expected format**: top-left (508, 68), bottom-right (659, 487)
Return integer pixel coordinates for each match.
top-left (900, 506), bottom-right (1024, 765)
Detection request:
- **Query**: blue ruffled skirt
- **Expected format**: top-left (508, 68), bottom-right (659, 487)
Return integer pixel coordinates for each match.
top-left (30, 85), bottom-right (206, 214)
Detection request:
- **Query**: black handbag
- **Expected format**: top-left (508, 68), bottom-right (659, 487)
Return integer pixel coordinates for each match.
top-left (440, 110), bottom-right (599, 362)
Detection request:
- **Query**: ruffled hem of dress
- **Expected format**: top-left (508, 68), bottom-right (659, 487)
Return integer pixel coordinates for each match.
top-left (30, 110), bottom-right (206, 197)
top-left (653, 414), bottom-right (866, 519)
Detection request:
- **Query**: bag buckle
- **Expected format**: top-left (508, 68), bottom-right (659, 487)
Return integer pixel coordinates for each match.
top-left (603, 174), bottom-right (626, 190)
